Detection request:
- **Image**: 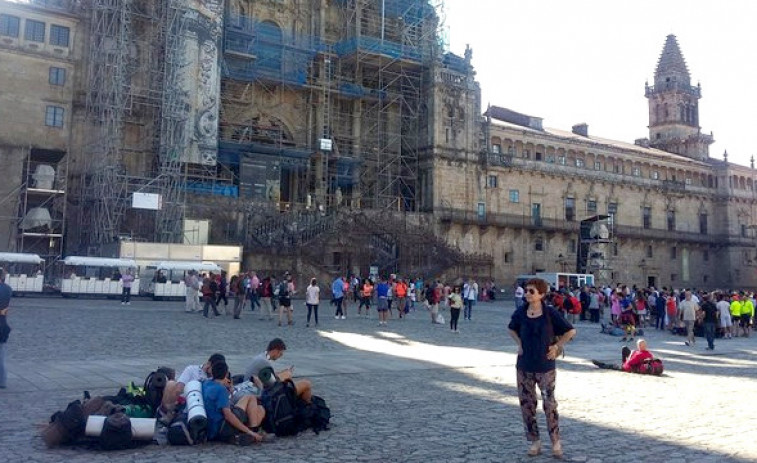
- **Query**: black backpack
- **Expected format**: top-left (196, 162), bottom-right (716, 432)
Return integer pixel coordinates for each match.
top-left (296, 395), bottom-right (331, 435)
top-left (278, 281), bottom-right (290, 300)
top-left (261, 381), bottom-right (299, 436)
top-left (143, 370), bottom-right (169, 414)
top-left (99, 412), bottom-right (132, 450)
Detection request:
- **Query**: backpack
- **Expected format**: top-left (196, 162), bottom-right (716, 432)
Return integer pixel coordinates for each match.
top-left (633, 358), bottom-right (664, 376)
top-left (42, 400), bottom-right (86, 447)
top-left (296, 395), bottom-right (331, 435)
top-left (278, 281), bottom-right (290, 300)
top-left (260, 381), bottom-right (299, 437)
top-left (167, 411), bottom-right (206, 446)
top-left (143, 370), bottom-right (169, 414)
top-left (99, 412), bottom-right (133, 450)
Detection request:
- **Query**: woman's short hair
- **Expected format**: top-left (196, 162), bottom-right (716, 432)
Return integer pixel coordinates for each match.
top-left (525, 278), bottom-right (549, 295)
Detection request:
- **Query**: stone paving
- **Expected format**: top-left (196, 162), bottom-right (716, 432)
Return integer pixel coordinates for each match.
top-left (0, 295), bottom-right (756, 462)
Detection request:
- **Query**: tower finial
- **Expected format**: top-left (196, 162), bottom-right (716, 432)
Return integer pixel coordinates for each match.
top-left (751, 155), bottom-right (754, 169)
top-left (723, 150), bottom-right (728, 163)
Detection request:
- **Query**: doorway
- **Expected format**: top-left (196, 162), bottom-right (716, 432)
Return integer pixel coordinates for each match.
top-left (647, 276), bottom-right (656, 288)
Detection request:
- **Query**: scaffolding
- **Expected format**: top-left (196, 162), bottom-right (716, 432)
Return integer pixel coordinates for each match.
top-left (75, 0), bottom-right (190, 250)
top-left (220, 0), bottom-right (444, 213)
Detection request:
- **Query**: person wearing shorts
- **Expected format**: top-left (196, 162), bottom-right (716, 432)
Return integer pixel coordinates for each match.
top-left (376, 277), bottom-right (390, 326)
top-left (716, 293), bottom-right (732, 339)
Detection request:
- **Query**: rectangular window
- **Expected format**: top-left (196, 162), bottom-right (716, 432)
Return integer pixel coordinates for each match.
top-left (557, 156), bottom-right (566, 165)
top-left (24, 19), bottom-right (45, 43)
top-left (651, 171), bottom-right (659, 180)
top-left (685, 177), bottom-right (692, 185)
top-left (509, 189), bottom-right (519, 203)
top-left (504, 252), bottom-right (512, 263)
top-left (568, 239), bottom-right (576, 254)
top-left (632, 167), bottom-right (641, 176)
top-left (477, 202), bottom-right (486, 221)
top-left (49, 67), bottom-right (66, 86)
top-left (671, 246), bottom-right (677, 259)
top-left (667, 210), bottom-right (676, 231)
top-left (742, 224), bottom-right (748, 238)
top-left (487, 175), bottom-right (498, 188)
top-left (671, 273), bottom-right (677, 282)
top-left (608, 202), bottom-right (618, 221)
top-left (534, 238), bottom-right (544, 251)
top-left (0, 14), bottom-right (20, 37)
top-left (699, 213), bottom-right (708, 234)
top-left (45, 105), bottom-right (64, 127)
top-left (491, 144), bottom-right (501, 154)
top-left (535, 152), bottom-right (543, 161)
top-left (594, 161), bottom-right (601, 170)
top-left (546, 156), bottom-right (555, 163)
top-left (612, 242), bottom-right (619, 256)
top-left (575, 158), bottom-right (585, 168)
top-left (646, 245), bottom-right (653, 258)
top-left (565, 197), bottom-right (575, 222)
top-left (642, 206), bottom-right (651, 229)
top-left (49, 24), bottom-right (70, 47)
top-left (613, 164), bottom-right (620, 173)
top-left (587, 200), bottom-right (597, 215)
top-left (523, 149), bottom-right (530, 159)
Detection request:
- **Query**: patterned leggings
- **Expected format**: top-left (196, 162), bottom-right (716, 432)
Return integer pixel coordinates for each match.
top-left (517, 369), bottom-right (559, 443)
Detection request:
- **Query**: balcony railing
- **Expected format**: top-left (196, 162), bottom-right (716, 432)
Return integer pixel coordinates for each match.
top-left (437, 207), bottom-right (756, 246)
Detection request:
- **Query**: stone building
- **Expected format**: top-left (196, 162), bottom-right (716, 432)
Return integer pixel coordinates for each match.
top-left (434, 34), bottom-right (757, 290)
top-left (0, 0), bottom-right (80, 259)
top-left (0, 1), bottom-right (755, 289)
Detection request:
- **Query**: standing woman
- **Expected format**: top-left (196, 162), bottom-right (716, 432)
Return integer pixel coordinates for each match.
top-left (306, 278), bottom-right (320, 327)
top-left (448, 286), bottom-right (463, 333)
top-left (508, 278), bottom-right (576, 459)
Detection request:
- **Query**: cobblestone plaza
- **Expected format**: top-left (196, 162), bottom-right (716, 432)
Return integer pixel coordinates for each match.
top-left (1, 296), bottom-right (755, 462)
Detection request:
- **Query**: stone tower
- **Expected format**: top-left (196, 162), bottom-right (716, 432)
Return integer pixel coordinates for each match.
top-left (645, 34), bottom-right (713, 160)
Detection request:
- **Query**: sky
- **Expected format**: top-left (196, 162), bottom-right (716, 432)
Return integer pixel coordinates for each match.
top-left (444, 0), bottom-right (757, 167)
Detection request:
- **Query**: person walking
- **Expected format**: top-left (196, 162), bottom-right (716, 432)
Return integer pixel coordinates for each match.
top-left (716, 293), bottom-right (733, 339)
top-left (184, 270), bottom-right (201, 313)
top-left (376, 277), bottom-right (390, 326)
top-left (277, 274), bottom-right (295, 327)
top-left (215, 271), bottom-right (228, 313)
top-left (305, 278), bottom-right (320, 327)
top-left (463, 278), bottom-right (478, 321)
top-left (508, 278), bottom-right (576, 459)
top-left (514, 284), bottom-right (525, 311)
top-left (259, 276), bottom-right (274, 321)
top-left (700, 293), bottom-right (719, 350)
top-left (120, 269), bottom-right (135, 305)
top-left (0, 269), bottom-right (12, 389)
top-left (202, 273), bottom-right (221, 318)
top-left (588, 288), bottom-right (600, 323)
top-left (332, 276), bottom-right (345, 319)
top-left (679, 290), bottom-right (700, 346)
top-left (230, 274), bottom-right (244, 319)
top-left (449, 286), bottom-right (463, 333)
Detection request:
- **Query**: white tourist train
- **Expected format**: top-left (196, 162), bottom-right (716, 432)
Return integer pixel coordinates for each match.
top-left (145, 261), bottom-right (222, 300)
top-left (59, 256), bottom-right (140, 297)
top-left (0, 252), bottom-right (45, 293)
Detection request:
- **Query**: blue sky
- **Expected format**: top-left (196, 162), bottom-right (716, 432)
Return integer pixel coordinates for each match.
top-left (445, 0), bottom-right (757, 167)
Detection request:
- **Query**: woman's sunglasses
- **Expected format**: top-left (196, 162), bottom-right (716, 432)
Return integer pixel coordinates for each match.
top-left (526, 288), bottom-right (539, 295)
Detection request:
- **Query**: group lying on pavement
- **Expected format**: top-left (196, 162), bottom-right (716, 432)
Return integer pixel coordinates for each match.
top-left (41, 338), bottom-right (330, 450)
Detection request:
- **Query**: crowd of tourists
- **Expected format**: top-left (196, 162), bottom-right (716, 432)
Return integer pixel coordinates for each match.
top-left (180, 270), bottom-right (498, 333)
top-left (515, 283), bottom-right (754, 350)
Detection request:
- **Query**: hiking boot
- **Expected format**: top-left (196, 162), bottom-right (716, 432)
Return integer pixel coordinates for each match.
top-left (527, 440), bottom-right (541, 456)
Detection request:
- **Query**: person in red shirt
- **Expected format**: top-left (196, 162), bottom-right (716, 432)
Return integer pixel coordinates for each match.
top-left (591, 339), bottom-right (662, 375)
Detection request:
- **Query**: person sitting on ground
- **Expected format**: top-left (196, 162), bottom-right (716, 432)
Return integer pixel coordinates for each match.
top-left (244, 338), bottom-right (312, 403)
top-left (159, 353), bottom-right (225, 421)
top-left (203, 360), bottom-right (270, 445)
top-left (592, 339), bottom-right (663, 375)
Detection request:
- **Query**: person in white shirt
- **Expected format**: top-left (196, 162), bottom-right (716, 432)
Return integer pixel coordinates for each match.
top-left (679, 291), bottom-right (700, 346)
top-left (716, 293), bottom-right (733, 339)
top-left (463, 279), bottom-right (478, 320)
top-left (514, 285), bottom-right (525, 310)
top-left (305, 278), bottom-right (320, 327)
top-left (160, 353), bottom-right (225, 420)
